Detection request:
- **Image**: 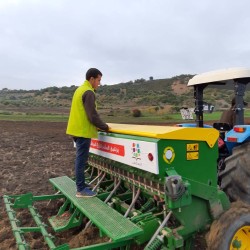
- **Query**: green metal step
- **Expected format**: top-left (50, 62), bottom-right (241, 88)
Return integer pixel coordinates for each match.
top-left (49, 176), bottom-right (143, 241)
top-left (49, 211), bottom-right (82, 232)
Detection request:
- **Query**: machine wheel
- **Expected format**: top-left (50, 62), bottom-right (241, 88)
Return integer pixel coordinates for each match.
top-left (206, 201), bottom-right (250, 250)
top-left (220, 141), bottom-right (250, 204)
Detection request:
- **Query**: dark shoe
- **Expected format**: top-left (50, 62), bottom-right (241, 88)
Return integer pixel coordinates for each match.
top-left (76, 187), bottom-right (96, 198)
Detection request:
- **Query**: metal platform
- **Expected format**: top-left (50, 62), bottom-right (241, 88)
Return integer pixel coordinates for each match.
top-left (49, 176), bottom-right (143, 241)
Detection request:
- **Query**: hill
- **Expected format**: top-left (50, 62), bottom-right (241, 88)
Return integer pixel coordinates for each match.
top-left (1, 74), bottom-right (248, 118)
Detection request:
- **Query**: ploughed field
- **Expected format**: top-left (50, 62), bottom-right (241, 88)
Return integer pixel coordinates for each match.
top-left (0, 120), bottom-right (98, 249)
top-left (0, 121), bottom-right (206, 249)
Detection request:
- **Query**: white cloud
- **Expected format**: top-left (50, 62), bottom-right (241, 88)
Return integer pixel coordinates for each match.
top-left (1, 0), bottom-right (250, 89)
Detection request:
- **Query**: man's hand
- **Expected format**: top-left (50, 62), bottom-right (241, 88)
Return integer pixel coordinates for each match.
top-left (97, 125), bottom-right (110, 132)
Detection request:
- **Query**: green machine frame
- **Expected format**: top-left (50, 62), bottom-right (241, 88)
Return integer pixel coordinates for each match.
top-left (3, 125), bottom-right (230, 250)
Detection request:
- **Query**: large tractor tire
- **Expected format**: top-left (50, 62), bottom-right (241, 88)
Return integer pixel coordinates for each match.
top-left (220, 141), bottom-right (250, 204)
top-left (206, 201), bottom-right (250, 250)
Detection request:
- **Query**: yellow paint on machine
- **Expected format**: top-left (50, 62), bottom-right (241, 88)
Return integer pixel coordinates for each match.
top-left (107, 123), bottom-right (219, 148)
top-left (187, 152), bottom-right (199, 160)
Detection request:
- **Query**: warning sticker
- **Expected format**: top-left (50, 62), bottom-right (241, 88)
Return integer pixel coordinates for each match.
top-left (186, 143), bottom-right (199, 152)
top-left (187, 152), bottom-right (199, 160)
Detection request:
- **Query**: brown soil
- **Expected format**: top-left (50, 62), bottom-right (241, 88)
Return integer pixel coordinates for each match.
top-left (0, 121), bottom-right (75, 249)
top-left (0, 120), bottom-right (207, 249)
top-left (171, 80), bottom-right (190, 95)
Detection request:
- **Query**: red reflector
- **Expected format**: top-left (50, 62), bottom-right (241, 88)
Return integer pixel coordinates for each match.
top-left (218, 138), bottom-right (225, 148)
top-left (148, 153), bottom-right (154, 161)
top-left (234, 127), bottom-right (246, 133)
top-left (227, 137), bottom-right (238, 142)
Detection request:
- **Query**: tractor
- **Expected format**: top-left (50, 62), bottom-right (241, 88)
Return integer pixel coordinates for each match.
top-left (186, 67), bottom-right (250, 204)
top-left (3, 68), bottom-right (250, 250)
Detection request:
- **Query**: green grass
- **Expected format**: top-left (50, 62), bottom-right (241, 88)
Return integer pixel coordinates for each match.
top-left (103, 111), bottom-right (224, 124)
top-left (0, 110), bottom-right (250, 124)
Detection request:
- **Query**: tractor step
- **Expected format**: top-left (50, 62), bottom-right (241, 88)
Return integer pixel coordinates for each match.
top-left (49, 210), bottom-right (82, 232)
top-left (49, 176), bottom-right (143, 241)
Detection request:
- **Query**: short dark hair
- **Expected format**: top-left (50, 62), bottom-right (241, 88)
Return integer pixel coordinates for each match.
top-left (86, 68), bottom-right (102, 80)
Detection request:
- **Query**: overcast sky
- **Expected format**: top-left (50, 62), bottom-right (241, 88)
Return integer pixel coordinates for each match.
top-left (1, 0), bottom-right (250, 90)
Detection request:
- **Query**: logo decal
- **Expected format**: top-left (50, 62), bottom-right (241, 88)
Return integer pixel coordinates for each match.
top-left (132, 142), bottom-right (141, 160)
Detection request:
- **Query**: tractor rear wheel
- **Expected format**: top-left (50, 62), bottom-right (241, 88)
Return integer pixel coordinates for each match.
top-left (220, 141), bottom-right (250, 204)
top-left (206, 201), bottom-right (250, 250)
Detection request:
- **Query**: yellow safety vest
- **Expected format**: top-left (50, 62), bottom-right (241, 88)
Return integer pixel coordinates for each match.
top-left (66, 80), bottom-right (98, 138)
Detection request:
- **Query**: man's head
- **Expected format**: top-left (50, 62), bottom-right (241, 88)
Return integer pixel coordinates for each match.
top-left (86, 68), bottom-right (102, 90)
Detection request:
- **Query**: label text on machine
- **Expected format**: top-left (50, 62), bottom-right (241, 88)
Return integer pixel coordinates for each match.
top-left (90, 139), bottom-right (125, 156)
top-left (90, 135), bottom-right (159, 174)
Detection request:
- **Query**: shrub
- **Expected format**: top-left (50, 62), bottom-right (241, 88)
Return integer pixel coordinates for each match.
top-left (132, 109), bottom-right (141, 117)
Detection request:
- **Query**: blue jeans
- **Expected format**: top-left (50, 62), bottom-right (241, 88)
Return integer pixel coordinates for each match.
top-left (74, 137), bottom-right (91, 192)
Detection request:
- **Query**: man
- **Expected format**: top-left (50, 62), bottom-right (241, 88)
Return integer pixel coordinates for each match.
top-left (220, 97), bottom-right (247, 128)
top-left (66, 68), bottom-right (109, 197)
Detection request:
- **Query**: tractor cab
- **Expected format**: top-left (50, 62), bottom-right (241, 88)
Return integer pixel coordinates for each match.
top-left (187, 67), bottom-right (250, 128)
top-left (178, 68), bottom-right (250, 149)
top-left (187, 68), bottom-right (250, 155)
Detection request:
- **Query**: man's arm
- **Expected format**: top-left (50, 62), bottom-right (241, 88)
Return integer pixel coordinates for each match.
top-left (83, 90), bottom-right (109, 131)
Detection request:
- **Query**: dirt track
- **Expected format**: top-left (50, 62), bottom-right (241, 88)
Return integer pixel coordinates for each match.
top-left (0, 120), bottom-right (207, 249)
